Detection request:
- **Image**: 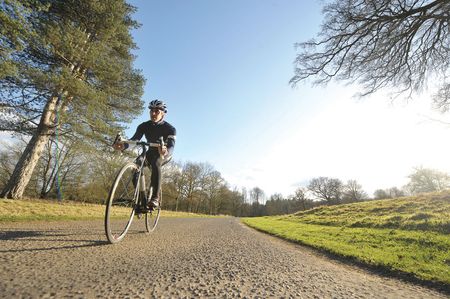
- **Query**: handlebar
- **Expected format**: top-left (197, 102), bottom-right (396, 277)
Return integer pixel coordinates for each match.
top-left (125, 139), bottom-right (161, 148)
top-left (113, 133), bottom-right (165, 149)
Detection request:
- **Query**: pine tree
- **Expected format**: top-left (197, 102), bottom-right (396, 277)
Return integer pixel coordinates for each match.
top-left (0, 0), bottom-right (145, 199)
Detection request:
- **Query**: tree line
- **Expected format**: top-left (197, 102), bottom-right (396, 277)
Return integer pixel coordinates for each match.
top-left (2, 137), bottom-right (449, 217)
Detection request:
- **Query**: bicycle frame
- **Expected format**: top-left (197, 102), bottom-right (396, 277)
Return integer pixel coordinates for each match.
top-left (128, 140), bottom-right (161, 205)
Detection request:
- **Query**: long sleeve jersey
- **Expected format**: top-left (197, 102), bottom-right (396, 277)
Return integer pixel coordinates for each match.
top-left (128, 120), bottom-right (176, 155)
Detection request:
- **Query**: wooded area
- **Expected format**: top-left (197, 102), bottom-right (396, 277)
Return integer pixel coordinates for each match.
top-left (1, 138), bottom-right (449, 217)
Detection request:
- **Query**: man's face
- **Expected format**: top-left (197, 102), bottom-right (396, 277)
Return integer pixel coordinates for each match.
top-left (150, 108), bottom-right (165, 122)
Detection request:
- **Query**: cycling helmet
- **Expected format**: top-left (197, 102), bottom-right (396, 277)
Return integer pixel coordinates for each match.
top-left (148, 99), bottom-right (167, 113)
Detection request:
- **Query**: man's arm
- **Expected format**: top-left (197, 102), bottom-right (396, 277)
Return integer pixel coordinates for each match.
top-left (113, 124), bottom-right (144, 151)
top-left (166, 127), bottom-right (176, 156)
top-left (129, 124), bottom-right (144, 141)
top-left (159, 126), bottom-right (176, 157)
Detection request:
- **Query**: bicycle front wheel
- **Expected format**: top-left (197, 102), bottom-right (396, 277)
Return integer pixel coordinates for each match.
top-left (145, 188), bottom-right (162, 233)
top-left (105, 162), bottom-right (139, 244)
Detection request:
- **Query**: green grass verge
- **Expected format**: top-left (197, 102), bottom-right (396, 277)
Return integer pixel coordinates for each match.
top-left (287, 192), bottom-right (450, 234)
top-left (242, 192), bottom-right (450, 285)
top-left (0, 198), bottom-right (217, 222)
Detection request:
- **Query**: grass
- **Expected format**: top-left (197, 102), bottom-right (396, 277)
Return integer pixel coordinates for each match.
top-left (286, 192), bottom-right (450, 234)
top-left (0, 198), bottom-right (216, 222)
top-left (242, 191), bottom-right (450, 286)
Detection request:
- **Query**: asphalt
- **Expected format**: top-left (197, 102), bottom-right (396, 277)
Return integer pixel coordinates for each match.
top-left (0, 217), bottom-right (447, 298)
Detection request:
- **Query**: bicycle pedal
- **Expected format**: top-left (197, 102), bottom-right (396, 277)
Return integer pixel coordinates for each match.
top-left (137, 206), bottom-right (151, 213)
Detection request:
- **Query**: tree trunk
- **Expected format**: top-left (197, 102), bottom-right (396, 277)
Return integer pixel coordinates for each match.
top-left (39, 142), bottom-right (53, 198)
top-left (1, 96), bottom-right (59, 199)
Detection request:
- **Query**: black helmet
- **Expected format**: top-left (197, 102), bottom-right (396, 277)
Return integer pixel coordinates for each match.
top-left (148, 99), bottom-right (167, 113)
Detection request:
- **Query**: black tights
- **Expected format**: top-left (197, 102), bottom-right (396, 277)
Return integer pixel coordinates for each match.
top-left (147, 153), bottom-right (171, 199)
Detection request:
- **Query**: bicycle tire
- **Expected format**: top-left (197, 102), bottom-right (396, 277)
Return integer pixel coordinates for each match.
top-left (145, 188), bottom-right (162, 233)
top-left (105, 162), bottom-right (140, 244)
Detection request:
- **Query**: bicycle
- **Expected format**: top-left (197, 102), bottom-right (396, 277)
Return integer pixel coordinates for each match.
top-left (105, 136), bottom-right (167, 244)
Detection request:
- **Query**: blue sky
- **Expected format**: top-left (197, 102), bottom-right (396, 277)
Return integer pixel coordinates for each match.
top-left (124, 0), bottom-right (450, 198)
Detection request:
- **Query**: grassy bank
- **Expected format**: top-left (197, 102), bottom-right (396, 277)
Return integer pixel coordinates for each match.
top-left (242, 191), bottom-right (450, 285)
top-left (0, 198), bottom-right (216, 222)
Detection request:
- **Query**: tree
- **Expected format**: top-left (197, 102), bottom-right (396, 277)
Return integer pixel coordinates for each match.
top-left (373, 189), bottom-right (390, 200)
top-left (265, 193), bottom-right (284, 215)
top-left (33, 138), bottom-right (86, 199)
top-left (220, 187), bottom-right (246, 217)
top-left (342, 179), bottom-right (368, 202)
top-left (203, 169), bottom-right (225, 215)
top-left (387, 186), bottom-right (405, 198)
top-left (291, 0), bottom-right (450, 108)
top-left (308, 177), bottom-right (343, 204)
top-left (250, 187), bottom-right (265, 216)
top-left (405, 166), bottom-right (450, 194)
top-left (8, 136), bottom-right (84, 199)
top-left (162, 162), bottom-right (186, 211)
top-left (291, 187), bottom-right (312, 211)
top-left (250, 187), bottom-right (265, 204)
top-left (0, 141), bottom-right (21, 190)
top-left (181, 162), bottom-right (203, 213)
top-left (78, 148), bottom-right (128, 203)
top-left (1, 0), bottom-right (144, 199)
top-left (373, 186), bottom-right (405, 199)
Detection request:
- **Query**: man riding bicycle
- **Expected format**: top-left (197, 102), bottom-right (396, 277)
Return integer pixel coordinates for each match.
top-left (113, 100), bottom-right (176, 210)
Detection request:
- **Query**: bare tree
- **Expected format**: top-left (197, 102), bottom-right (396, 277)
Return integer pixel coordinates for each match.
top-left (162, 162), bottom-right (186, 211)
top-left (374, 189), bottom-right (390, 199)
top-left (31, 138), bottom-right (85, 199)
top-left (241, 187), bottom-right (249, 204)
top-left (250, 187), bottom-right (265, 204)
top-left (204, 169), bottom-right (225, 215)
top-left (0, 141), bottom-right (22, 190)
top-left (220, 187), bottom-right (247, 216)
top-left (405, 166), bottom-right (450, 194)
top-left (291, 0), bottom-right (450, 108)
top-left (388, 186), bottom-right (406, 198)
top-left (266, 193), bottom-right (284, 215)
top-left (291, 187), bottom-right (312, 211)
top-left (249, 187), bottom-right (265, 216)
top-left (342, 179), bottom-right (368, 202)
top-left (308, 177), bottom-right (343, 204)
top-left (181, 162), bottom-right (203, 213)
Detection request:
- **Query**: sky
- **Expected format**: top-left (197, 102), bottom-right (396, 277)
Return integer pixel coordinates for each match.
top-left (122, 0), bottom-right (450, 199)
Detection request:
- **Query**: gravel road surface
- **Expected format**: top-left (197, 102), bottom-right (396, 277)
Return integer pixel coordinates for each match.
top-left (0, 217), bottom-right (447, 298)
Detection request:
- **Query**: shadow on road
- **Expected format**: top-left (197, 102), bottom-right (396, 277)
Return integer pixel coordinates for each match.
top-left (0, 228), bottom-right (109, 252)
top-left (0, 230), bottom-right (44, 240)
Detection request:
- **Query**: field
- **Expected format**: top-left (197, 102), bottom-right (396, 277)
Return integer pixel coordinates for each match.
top-left (0, 198), bottom-right (215, 222)
top-left (242, 191), bottom-right (450, 285)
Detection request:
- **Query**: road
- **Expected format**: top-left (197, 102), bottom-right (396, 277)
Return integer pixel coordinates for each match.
top-left (0, 217), bottom-right (447, 298)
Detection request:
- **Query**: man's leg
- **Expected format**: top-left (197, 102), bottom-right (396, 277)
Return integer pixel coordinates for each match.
top-left (133, 155), bottom-right (147, 211)
top-left (148, 155), bottom-right (171, 208)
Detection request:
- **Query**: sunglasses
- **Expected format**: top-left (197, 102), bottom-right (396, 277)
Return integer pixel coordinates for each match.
top-left (150, 109), bottom-right (163, 114)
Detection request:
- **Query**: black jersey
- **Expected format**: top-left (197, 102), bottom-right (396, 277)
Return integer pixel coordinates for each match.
top-left (129, 120), bottom-right (176, 155)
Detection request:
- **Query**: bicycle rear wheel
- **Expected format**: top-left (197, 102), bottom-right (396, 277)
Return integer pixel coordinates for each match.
top-left (145, 188), bottom-right (162, 233)
top-left (105, 162), bottom-right (139, 243)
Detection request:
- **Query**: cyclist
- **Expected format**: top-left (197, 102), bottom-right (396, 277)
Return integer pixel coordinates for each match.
top-left (113, 99), bottom-right (176, 210)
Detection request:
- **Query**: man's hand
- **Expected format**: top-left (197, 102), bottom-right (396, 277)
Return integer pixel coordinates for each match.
top-left (113, 142), bottom-right (125, 151)
top-left (158, 145), bottom-right (168, 157)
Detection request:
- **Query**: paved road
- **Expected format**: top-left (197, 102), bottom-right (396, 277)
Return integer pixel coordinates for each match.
top-left (0, 217), bottom-right (447, 298)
